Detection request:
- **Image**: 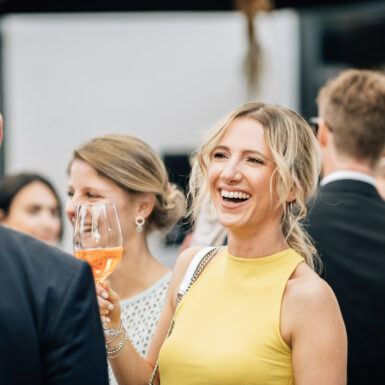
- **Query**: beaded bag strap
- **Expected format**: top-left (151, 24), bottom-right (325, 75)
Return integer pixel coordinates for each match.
top-left (148, 246), bottom-right (219, 385)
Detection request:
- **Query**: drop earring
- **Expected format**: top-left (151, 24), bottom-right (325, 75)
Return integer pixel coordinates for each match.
top-left (135, 216), bottom-right (145, 232)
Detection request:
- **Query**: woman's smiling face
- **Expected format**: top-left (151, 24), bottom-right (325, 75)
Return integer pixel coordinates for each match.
top-left (66, 159), bottom-right (140, 242)
top-left (208, 116), bottom-right (283, 234)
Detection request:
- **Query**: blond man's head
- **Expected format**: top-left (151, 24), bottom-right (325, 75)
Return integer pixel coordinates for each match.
top-left (317, 69), bottom-right (385, 167)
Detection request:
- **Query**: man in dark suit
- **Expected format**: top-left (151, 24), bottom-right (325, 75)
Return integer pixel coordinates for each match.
top-left (304, 69), bottom-right (385, 385)
top-left (0, 114), bottom-right (108, 384)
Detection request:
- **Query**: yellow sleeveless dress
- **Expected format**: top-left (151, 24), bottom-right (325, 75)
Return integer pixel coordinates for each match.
top-left (158, 248), bottom-right (304, 385)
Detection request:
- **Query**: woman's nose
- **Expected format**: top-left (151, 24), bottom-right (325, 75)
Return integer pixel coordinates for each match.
top-left (220, 159), bottom-right (242, 183)
top-left (39, 211), bottom-right (53, 226)
top-left (65, 197), bottom-right (78, 223)
top-left (40, 211), bottom-right (59, 230)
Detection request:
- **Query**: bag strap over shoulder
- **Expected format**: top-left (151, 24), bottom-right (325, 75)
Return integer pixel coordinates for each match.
top-left (148, 246), bottom-right (219, 385)
top-left (177, 246), bottom-right (217, 299)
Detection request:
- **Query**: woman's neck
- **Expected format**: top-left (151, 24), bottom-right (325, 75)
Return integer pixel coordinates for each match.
top-left (108, 233), bottom-right (170, 300)
top-left (227, 223), bottom-right (289, 259)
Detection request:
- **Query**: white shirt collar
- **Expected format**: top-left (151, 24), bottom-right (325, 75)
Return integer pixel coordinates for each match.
top-left (320, 170), bottom-right (376, 187)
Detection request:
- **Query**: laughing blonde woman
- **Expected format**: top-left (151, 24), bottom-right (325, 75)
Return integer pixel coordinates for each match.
top-left (97, 103), bottom-right (347, 385)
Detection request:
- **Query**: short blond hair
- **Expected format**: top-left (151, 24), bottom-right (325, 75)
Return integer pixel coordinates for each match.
top-left (69, 134), bottom-right (186, 233)
top-left (317, 69), bottom-right (385, 166)
top-left (189, 102), bottom-right (322, 270)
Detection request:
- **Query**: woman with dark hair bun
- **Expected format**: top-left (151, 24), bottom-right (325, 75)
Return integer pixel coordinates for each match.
top-left (0, 172), bottom-right (63, 245)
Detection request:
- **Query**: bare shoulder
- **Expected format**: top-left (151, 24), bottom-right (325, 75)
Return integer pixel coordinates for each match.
top-left (146, 246), bottom-right (208, 365)
top-left (172, 246), bottom-right (204, 278)
top-left (281, 262), bottom-right (344, 345)
top-left (285, 262), bottom-right (338, 307)
top-left (166, 246), bottom-right (207, 306)
top-left (282, 264), bottom-right (347, 384)
top-left (168, 246), bottom-right (223, 306)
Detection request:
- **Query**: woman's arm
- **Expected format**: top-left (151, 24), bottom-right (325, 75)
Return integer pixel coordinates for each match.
top-left (96, 246), bottom-right (203, 385)
top-left (281, 264), bottom-right (347, 385)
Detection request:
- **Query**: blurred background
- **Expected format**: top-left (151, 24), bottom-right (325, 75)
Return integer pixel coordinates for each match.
top-left (0, 0), bottom-right (384, 265)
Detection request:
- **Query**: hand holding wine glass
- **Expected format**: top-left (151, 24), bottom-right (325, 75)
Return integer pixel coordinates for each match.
top-left (95, 280), bottom-right (122, 329)
top-left (73, 202), bottom-right (123, 333)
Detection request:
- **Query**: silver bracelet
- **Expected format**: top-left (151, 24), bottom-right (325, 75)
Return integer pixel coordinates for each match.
top-left (148, 363), bottom-right (158, 385)
top-left (106, 326), bottom-right (128, 359)
top-left (105, 321), bottom-right (124, 344)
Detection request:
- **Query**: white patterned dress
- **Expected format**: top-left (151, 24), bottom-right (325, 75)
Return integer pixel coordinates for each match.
top-left (108, 272), bottom-right (172, 385)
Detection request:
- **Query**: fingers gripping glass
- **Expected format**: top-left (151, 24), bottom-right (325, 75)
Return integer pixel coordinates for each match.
top-left (73, 203), bottom-right (123, 335)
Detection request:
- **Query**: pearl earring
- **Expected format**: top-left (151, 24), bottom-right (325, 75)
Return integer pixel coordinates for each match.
top-left (135, 216), bottom-right (145, 232)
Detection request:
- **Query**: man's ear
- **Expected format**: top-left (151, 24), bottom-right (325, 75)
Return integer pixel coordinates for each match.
top-left (317, 118), bottom-right (331, 148)
top-left (136, 193), bottom-right (156, 219)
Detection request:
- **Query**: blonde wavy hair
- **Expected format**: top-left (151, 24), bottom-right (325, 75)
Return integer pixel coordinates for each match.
top-left (189, 102), bottom-right (322, 270)
top-left (69, 134), bottom-right (186, 234)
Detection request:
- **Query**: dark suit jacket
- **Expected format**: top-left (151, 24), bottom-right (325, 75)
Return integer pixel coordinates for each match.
top-left (304, 179), bottom-right (385, 385)
top-left (0, 225), bottom-right (109, 385)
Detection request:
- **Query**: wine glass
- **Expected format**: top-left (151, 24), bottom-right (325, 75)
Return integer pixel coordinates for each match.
top-left (73, 202), bottom-right (123, 334)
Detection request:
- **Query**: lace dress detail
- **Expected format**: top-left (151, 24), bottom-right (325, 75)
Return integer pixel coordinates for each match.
top-left (108, 272), bottom-right (171, 385)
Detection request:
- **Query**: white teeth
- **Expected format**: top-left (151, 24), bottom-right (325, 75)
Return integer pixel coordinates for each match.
top-left (221, 190), bottom-right (229, 198)
top-left (221, 190), bottom-right (250, 200)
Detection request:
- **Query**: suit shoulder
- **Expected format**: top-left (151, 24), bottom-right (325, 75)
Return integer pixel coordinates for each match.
top-left (0, 225), bottom-right (88, 276)
top-left (0, 225), bottom-right (95, 336)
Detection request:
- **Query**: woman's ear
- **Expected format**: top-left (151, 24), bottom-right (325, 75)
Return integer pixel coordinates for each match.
top-left (136, 193), bottom-right (156, 219)
top-left (286, 189), bottom-right (296, 203)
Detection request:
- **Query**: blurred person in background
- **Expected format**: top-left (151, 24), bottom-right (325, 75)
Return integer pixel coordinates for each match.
top-left (375, 157), bottom-right (385, 200)
top-left (179, 193), bottom-right (227, 252)
top-left (65, 134), bottom-right (185, 385)
top-left (0, 115), bottom-right (109, 385)
top-left (304, 69), bottom-right (385, 385)
top-left (97, 103), bottom-right (346, 385)
top-left (0, 172), bottom-right (63, 245)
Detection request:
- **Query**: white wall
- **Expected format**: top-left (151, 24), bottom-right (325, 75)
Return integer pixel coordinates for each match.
top-left (1, 10), bottom-right (299, 261)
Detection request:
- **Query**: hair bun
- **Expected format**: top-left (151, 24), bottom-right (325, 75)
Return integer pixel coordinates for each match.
top-left (148, 183), bottom-right (186, 232)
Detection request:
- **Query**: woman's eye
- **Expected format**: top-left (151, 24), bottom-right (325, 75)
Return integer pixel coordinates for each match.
top-left (247, 157), bottom-right (264, 165)
top-left (86, 192), bottom-right (99, 199)
top-left (213, 152), bottom-right (227, 159)
top-left (26, 206), bottom-right (41, 215)
top-left (67, 191), bottom-right (74, 197)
